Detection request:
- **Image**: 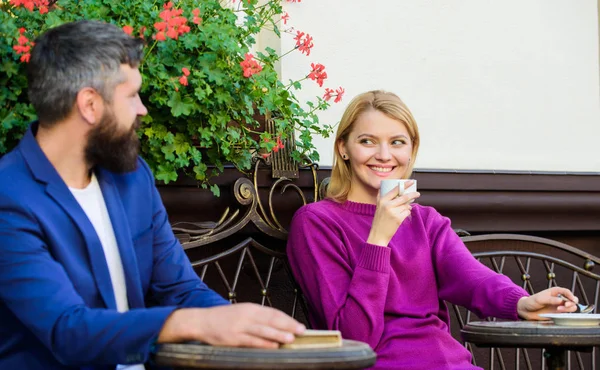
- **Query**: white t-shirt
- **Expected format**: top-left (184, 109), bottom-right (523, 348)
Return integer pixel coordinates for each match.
top-left (70, 174), bottom-right (145, 370)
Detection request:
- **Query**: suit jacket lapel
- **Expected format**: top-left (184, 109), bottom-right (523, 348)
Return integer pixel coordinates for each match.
top-left (18, 123), bottom-right (117, 310)
top-left (96, 169), bottom-right (145, 309)
top-left (45, 184), bottom-right (118, 310)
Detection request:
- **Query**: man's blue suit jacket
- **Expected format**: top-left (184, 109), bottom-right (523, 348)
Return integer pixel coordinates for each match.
top-left (0, 123), bottom-right (228, 369)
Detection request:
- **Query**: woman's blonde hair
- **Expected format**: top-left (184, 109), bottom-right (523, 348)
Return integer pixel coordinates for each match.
top-left (326, 90), bottom-right (420, 202)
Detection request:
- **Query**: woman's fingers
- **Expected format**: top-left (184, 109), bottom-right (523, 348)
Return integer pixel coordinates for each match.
top-left (381, 186), bottom-right (400, 200)
top-left (394, 191), bottom-right (420, 205)
top-left (555, 288), bottom-right (579, 304)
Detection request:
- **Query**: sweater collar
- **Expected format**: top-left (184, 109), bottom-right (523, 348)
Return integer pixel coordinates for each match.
top-left (340, 199), bottom-right (377, 216)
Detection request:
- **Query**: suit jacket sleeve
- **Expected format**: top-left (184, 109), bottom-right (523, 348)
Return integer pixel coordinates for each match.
top-left (0, 191), bottom-right (175, 366)
top-left (139, 159), bottom-right (228, 308)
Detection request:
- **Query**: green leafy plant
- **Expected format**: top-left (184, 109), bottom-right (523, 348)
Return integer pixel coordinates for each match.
top-left (0, 0), bottom-right (344, 195)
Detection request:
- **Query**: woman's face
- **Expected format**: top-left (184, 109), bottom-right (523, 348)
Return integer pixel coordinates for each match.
top-left (338, 109), bottom-right (413, 204)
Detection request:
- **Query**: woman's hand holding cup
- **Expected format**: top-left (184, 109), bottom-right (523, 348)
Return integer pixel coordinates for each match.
top-left (367, 179), bottom-right (420, 247)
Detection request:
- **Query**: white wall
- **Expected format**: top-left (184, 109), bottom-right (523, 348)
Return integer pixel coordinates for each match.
top-left (278, 0), bottom-right (600, 172)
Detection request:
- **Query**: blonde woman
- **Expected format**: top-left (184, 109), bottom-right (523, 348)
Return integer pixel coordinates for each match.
top-left (287, 90), bottom-right (578, 370)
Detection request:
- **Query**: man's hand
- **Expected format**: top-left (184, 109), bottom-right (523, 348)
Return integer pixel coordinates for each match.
top-left (157, 303), bottom-right (306, 348)
top-left (517, 287), bottom-right (579, 320)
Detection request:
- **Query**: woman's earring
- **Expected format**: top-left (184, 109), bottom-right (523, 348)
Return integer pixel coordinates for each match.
top-left (342, 154), bottom-right (348, 160)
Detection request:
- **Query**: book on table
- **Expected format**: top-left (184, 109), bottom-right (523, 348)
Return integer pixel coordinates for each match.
top-left (280, 329), bottom-right (342, 349)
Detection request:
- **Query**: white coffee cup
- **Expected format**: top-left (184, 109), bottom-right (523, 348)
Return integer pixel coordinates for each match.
top-left (380, 179), bottom-right (418, 197)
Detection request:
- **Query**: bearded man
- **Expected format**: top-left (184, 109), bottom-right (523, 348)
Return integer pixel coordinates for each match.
top-left (0, 20), bottom-right (304, 370)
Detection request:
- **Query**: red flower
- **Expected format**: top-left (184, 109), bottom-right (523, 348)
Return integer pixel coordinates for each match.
top-left (159, 9), bottom-right (172, 21)
top-left (308, 63), bottom-right (327, 87)
top-left (281, 12), bottom-right (289, 25)
top-left (154, 2), bottom-right (190, 41)
top-left (122, 25), bottom-right (133, 35)
top-left (297, 34), bottom-right (313, 56)
top-left (277, 137), bottom-right (285, 149)
top-left (323, 88), bottom-right (334, 102)
top-left (334, 87), bottom-right (345, 103)
top-left (13, 29), bottom-right (34, 63)
top-left (271, 137), bottom-right (285, 153)
top-left (179, 75), bottom-right (188, 86)
top-left (240, 53), bottom-right (262, 78)
top-left (293, 31), bottom-right (305, 46)
top-left (192, 8), bottom-right (202, 24)
top-left (10, 0), bottom-right (50, 13)
top-left (13, 45), bottom-right (31, 54)
top-left (181, 67), bottom-right (190, 76)
top-left (166, 27), bottom-right (178, 39)
top-left (178, 25), bottom-right (191, 34)
top-left (294, 31), bottom-right (314, 56)
top-left (17, 35), bottom-right (29, 46)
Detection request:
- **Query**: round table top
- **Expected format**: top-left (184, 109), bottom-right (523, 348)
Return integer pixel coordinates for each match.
top-left (461, 320), bottom-right (600, 349)
top-left (151, 339), bottom-right (377, 369)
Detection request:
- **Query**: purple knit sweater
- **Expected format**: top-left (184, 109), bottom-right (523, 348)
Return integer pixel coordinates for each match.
top-left (287, 199), bottom-right (529, 370)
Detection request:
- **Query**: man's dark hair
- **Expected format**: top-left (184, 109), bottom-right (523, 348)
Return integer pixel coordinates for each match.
top-left (27, 20), bottom-right (144, 126)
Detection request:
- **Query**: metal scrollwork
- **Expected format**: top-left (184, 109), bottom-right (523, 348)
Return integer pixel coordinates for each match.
top-left (172, 155), bottom-right (323, 250)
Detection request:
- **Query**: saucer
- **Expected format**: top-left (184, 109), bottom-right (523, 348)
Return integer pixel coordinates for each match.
top-left (539, 313), bottom-right (600, 326)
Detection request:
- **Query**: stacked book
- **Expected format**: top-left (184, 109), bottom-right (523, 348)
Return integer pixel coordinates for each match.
top-left (280, 329), bottom-right (343, 349)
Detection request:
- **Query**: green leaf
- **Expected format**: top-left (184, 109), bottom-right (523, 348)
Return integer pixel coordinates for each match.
top-left (210, 184), bottom-right (220, 197)
top-left (0, 0), bottom-right (336, 195)
top-left (168, 92), bottom-right (194, 117)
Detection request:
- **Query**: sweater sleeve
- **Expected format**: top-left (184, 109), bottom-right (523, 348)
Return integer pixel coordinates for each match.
top-left (287, 207), bottom-right (390, 349)
top-left (425, 209), bottom-right (529, 320)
